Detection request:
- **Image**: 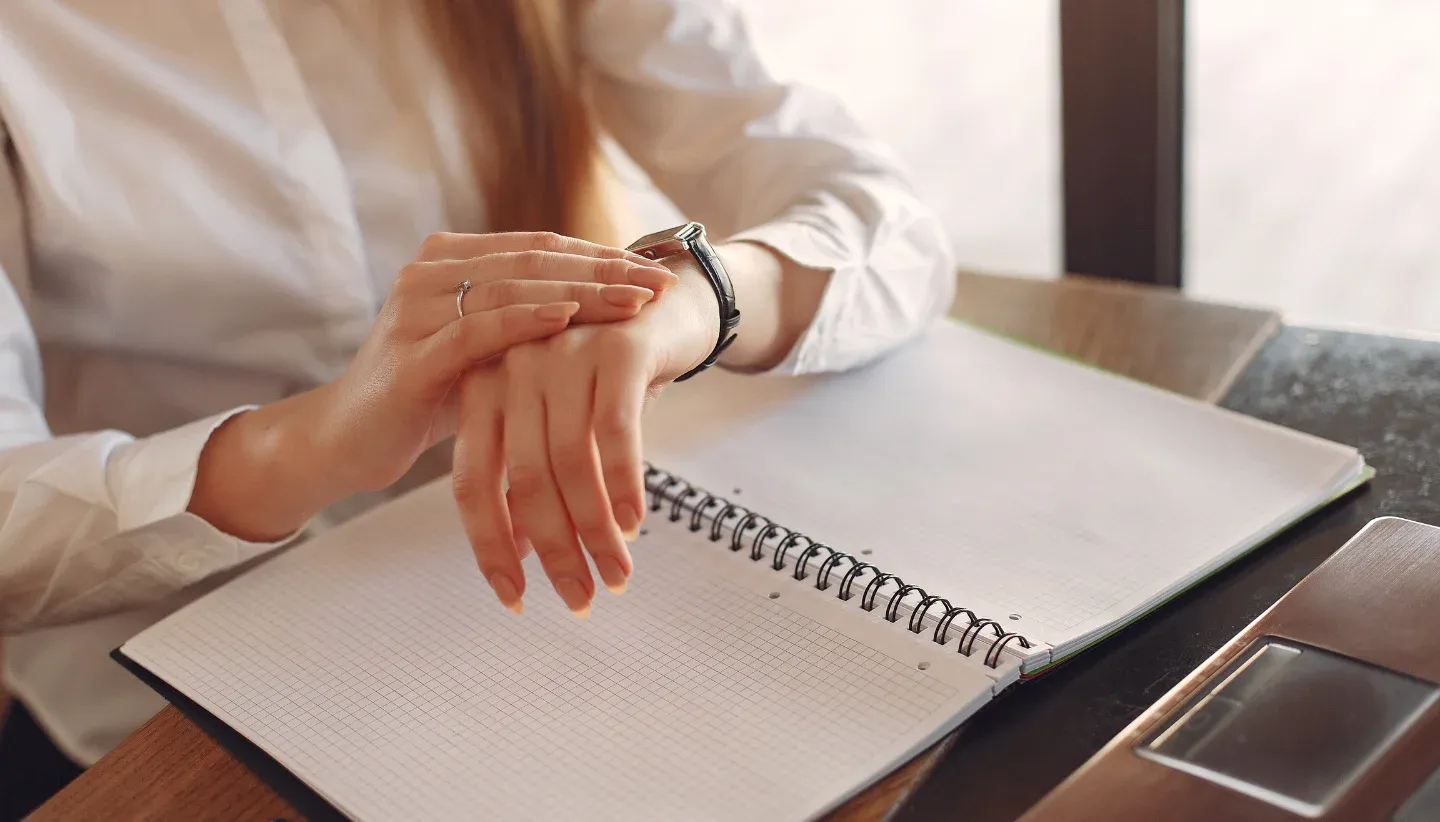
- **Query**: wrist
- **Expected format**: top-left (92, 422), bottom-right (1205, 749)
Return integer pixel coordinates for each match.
top-left (657, 252), bottom-right (723, 379)
top-left (188, 390), bottom-right (341, 542)
top-left (712, 240), bottom-right (827, 372)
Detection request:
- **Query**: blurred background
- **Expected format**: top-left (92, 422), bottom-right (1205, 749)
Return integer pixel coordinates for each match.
top-left (618, 0), bottom-right (1440, 337)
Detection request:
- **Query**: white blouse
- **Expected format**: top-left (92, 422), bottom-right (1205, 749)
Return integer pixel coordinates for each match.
top-left (0, 0), bottom-right (954, 765)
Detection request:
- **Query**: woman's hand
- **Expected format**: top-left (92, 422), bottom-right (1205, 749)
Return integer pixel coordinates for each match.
top-left (188, 232), bottom-right (676, 543)
top-left (312, 232), bottom-right (680, 496)
top-left (451, 256), bottom-right (722, 616)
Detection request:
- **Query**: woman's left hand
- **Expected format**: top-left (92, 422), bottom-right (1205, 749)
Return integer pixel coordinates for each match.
top-left (451, 257), bottom-right (721, 616)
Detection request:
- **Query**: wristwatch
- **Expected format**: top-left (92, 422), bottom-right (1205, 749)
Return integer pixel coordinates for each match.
top-left (627, 222), bottom-right (741, 382)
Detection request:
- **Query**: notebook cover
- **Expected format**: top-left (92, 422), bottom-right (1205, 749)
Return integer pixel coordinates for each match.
top-left (110, 647), bottom-right (346, 821)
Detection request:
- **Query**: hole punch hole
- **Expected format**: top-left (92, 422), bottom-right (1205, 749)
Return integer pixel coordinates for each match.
top-left (861, 549), bottom-right (873, 556)
top-left (1009, 613), bottom-right (1021, 621)
top-left (918, 662), bottom-right (931, 671)
top-left (733, 487), bottom-right (743, 495)
top-left (639, 529), bottom-right (649, 537)
top-left (768, 592), bottom-right (780, 599)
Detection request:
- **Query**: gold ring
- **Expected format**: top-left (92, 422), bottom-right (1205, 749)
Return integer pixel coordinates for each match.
top-left (456, 280), bottom-right (472, 320)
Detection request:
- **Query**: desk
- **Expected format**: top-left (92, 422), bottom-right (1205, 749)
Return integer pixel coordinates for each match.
top-left (32, 272), bottom-right (1336, 821)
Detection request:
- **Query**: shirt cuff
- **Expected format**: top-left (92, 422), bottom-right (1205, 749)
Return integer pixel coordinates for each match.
top-left (725, 202), bottom-right (957, 378)
top-left (104, 407), bottom-right (300, 570)
top-left (724, 219), bottom-right (852, 376)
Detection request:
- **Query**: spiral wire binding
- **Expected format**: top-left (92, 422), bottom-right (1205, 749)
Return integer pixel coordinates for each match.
top-left (644, 465), bottom-right (1033, 669)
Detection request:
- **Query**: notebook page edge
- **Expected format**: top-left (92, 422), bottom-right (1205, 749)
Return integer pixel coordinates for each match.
top-left (1006, 446), bottom-right (1367, 658)
top-left (1036, 453), bottom-right (1369, 670)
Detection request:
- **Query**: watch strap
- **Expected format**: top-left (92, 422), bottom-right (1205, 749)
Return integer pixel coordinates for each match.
top-left (675, 230), bottom-right (739, 382)
top-left (628, 223), bottom-right (740, 382)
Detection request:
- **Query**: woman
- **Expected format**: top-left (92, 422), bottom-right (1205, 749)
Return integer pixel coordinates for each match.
top-left (0, 0), bottom-right (954, 816)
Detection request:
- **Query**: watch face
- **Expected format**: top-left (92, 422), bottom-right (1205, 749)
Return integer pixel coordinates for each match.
top-left (626, 222), bottom-right (704, 255)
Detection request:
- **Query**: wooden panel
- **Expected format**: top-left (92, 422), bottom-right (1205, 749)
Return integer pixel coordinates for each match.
top-left (951, 272), bottom-right (1280, 402)
top-left (29, 708), bottom-right (295, 822)
top-left (34, 273), bottom-right (1283, 822)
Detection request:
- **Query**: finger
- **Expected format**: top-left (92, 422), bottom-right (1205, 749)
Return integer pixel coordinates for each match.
top-left (452, 370), bottom-right (525, 614)
top-left (463, 280), bottom-right (652, 325)
top-left (475, 251), bottom-right (678, 292)
top-left (545, 366), bottom-right (633, 596)
top-left (508, 489), bottom-right (534, 560)
top-left (592, 333), bottom-right (651, 546)
top-left (395, 277), bottom-right (651, 341)
top-left (401, 254), bottom-right (677, 298)
top-left (418, 302), bottom-right (577, 386)
top-left (504, 357), bottom-right (596, 617)
top-left (417, 230), bottom-right (674, 278)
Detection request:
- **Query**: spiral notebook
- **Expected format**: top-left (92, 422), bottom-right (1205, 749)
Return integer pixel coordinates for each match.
top-left (115, 320), bottom-right (1369, 822)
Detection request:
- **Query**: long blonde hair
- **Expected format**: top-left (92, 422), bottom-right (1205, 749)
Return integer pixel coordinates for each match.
top-left (418, 0), bottom-right (617, 245)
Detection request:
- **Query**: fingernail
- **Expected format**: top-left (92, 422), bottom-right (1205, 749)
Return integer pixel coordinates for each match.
top-left (555, 578), bottom-right (592, 618)
top-left (488, 573), bottom-right (524, 615)
top-left (600, 284), bottom-right (654, 307)
top-left (534, 302), bottom-right (580, 321)
top-left (627, 251), bottom-right (674, 270)
top-left (626, 266), bottom-right (679, 291)
top-left (595, 557), bottom-right (629, 596)
top-left (615, 503), bottom-right (642, 541)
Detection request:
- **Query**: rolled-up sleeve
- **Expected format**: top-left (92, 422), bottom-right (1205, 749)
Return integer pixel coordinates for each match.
top-left (580, 0), bottom-right (957, 374)
top-left (0, 124), bottom-right (290, 635)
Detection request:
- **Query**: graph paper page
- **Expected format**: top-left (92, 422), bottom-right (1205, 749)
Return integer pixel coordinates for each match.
top-left (121, 480), bottom-right (996, 822)
top-left (643, 320), bottom-right (1363, 656)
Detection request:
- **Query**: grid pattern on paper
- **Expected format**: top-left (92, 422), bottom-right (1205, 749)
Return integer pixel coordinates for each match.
top-left (643, 319), bottom-right (1360, 644)
top-left (124, 484), bottom-right (960, 822)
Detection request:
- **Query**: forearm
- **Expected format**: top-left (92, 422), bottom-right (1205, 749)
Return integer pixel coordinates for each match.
top-left (714, 241), bottom-right (830, 373)
top-left (588, 0), bottom-right (955, 375)
top-left (0, 405), bottom-right (327, 632)
top-left (187, 388), bottom-right (340, 543)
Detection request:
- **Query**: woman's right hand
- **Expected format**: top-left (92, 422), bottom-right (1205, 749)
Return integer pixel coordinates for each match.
top-left (188, 232), bottom-right (676, 543)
